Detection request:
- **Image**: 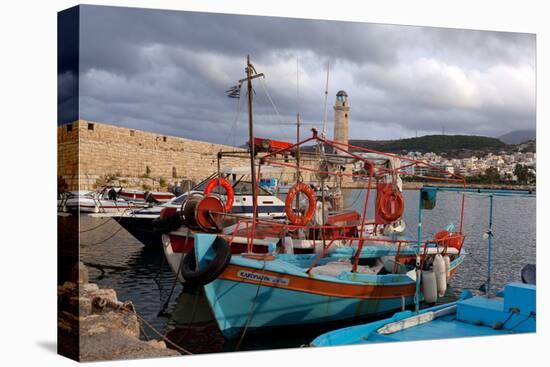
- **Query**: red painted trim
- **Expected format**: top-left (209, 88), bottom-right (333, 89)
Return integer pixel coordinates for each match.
top-left (79, 204), bottom-right (142, 209)
top-left (219, 264), bottom-right (415, 299)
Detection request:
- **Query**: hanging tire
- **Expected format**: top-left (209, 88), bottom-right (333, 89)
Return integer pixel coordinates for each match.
top-left (180, 236), bottom-right (232, 285)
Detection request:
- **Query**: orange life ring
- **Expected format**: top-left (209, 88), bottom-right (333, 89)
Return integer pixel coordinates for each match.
top-left (204, 178), bottom-right (234, 212)
top-left (285, 182), bottom-right (317, 226)
top-left (377, 187), bottom-right (404, 222)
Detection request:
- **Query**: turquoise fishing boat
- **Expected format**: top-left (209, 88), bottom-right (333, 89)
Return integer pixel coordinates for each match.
top-left (311, 189), bottom-right (536, 347)
top-left (193, 233), bottom-right (465, 339)
top-left (163, 56), bottom-right (475, 340)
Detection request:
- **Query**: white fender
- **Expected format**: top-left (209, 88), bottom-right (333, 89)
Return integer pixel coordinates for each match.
top-left (443, 255), bottom-right (451, 278)
top-left (422, 270), bottom-right (437, 303)
top-left (283, 236), bottom-right (294, 254)
top-left (313, 201), bottom-right (329, 226)
top-left (433, 254), bottom-right (447, 297)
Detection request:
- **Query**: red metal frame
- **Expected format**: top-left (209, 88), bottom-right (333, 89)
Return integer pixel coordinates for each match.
top-left (234, 130), bottom-right (467, 265)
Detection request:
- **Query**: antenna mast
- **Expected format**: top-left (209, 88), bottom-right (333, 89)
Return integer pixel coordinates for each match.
top-left (321, 60), bottom-right (330, 137)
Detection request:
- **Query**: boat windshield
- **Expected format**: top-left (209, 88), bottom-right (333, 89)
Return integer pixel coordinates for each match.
top-left (170, 180), bottom-right (272, 205)
top-left (232, 181), bottom-right (272, 196)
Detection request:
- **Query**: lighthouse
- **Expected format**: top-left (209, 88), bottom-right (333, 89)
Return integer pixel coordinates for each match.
top-left (333, 90), bottom-right (350, 154)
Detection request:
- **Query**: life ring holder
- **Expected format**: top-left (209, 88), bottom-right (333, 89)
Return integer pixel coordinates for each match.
top-left (204, 177), bottom-right (234, 212)
top-left (285, 182), bottom-right (317, 226)
top-left (377, 186), bottom-right (404, 222)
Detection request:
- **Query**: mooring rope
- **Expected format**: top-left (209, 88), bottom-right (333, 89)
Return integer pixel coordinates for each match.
top-left (80, 225), bottom-right (125, 247)
top-left (93, 296), bottom-right (193, 355)
top-left (166, 285), bottom-right (201, 342)
top-left (234, 258), bottom-right (268, 351)
top-left (79, 217), bottom-right (117, 233)
top-left (158, 228), bottom-right (190, 317)
top-left (133, 309), bottom-right (193, 355)
top-left (79, 208), bottom-right (137, 246)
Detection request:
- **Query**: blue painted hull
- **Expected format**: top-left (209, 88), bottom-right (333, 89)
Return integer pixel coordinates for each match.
top-left (194, 234), bottom-right (465, 339)
top-left (204, 277), bottom-right (414, 339)
top-left (311, 282), bottom-right (536, 346)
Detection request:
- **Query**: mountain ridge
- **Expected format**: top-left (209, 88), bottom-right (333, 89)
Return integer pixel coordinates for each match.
top-left (498, 129), bottom-right (536, 144)
top-left (349, 134), bottom-right (506, 156)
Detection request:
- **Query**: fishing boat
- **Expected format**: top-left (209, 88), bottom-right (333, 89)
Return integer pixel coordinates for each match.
top-left (311, 272), bottom-right (536, 346)
top-left (160, 56), bottom-right (471, 340)
top-left (311, 189), bottom-right (536, 347)
top-left (114, 167), bottom-right (286, 247)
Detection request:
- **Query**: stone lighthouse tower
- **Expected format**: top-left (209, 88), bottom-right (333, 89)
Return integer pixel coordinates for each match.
top-left (333, 90), bottom-right (350, 153)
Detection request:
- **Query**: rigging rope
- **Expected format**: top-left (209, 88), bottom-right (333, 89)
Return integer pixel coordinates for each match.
top-left (258, 78), bottom-right (289, 139)
top-left (259, 78), bottom-right (284, 125)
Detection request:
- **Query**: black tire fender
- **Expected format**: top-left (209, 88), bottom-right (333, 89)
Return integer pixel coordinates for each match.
top-left (180, 236), bottom-right (232, 285)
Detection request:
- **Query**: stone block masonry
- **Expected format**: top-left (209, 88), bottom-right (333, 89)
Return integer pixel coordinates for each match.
top-left (58, 120), bottom-right (251, 190)
top-left (57, 120), bottom-right (334, 191)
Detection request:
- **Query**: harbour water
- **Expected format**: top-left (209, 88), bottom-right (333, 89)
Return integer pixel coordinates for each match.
top-left (77, 189), bottom-right (535, 354)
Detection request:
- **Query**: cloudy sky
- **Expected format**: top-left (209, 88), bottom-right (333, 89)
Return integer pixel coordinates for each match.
top-left (58, 5), bottom-right (536, 145)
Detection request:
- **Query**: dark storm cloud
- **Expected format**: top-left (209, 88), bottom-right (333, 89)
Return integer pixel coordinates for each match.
top-left (58, 6), bottom-right (79, 124)
top-left (69, 4), bottom-right (536, 144)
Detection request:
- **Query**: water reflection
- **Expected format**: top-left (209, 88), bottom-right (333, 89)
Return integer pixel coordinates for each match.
top-left (75, 190), bottom-right (535, 353)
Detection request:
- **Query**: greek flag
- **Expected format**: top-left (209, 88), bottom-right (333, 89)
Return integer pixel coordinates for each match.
top-left (225, 84), bottom-right (241, 98)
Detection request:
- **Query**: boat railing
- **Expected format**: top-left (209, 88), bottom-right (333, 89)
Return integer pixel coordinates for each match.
top-left (227, 218), bottom-right (462, 275)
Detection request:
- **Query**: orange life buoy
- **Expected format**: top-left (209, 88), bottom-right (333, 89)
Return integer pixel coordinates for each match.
top-left (377, 186), bottom-right (404, 222)
top-left (204, 178), bottom-right (234, 212)
top-left (285, 182), bottom-right (317, 226)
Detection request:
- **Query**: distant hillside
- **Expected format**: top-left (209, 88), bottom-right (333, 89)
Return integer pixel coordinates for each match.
top-left (498, 130), bottom-right (536, 144)
top-left (349, 135), bottom-right (506, 156)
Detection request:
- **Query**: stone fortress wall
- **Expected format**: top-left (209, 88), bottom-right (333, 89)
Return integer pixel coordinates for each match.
top-left (57, 120), bottom-right (331, 191)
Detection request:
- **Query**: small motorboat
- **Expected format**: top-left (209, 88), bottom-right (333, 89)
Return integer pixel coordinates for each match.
top-left (62, 186), bottom-right (150, 214)
top-left (115, 168), bottom-right (286, 247)
top-left (117, 189), bottom-right (175, 203)
top-left (57, 190), bottom-right (80, 213)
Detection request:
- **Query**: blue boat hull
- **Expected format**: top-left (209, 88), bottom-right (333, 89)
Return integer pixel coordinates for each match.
top-left (311, 282), bottom-right (536, 347)
top-left (204, 276), bottom-right (415, 339)
top-left (194, 234), bottom-right (465, 339)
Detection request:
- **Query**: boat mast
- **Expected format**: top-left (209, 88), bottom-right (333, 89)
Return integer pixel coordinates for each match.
top-left (246, 56), bottom-right (257, 220)
top-left (239, 55), bottom-right (264, 227)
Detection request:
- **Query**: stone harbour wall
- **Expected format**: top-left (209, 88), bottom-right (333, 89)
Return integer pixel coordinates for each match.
top-left (57, 122), bottom-right (80, 190)
top-left (57, 120), bottom-right (334, 191)
top-left (58, 120), bottom-right (251, 190)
